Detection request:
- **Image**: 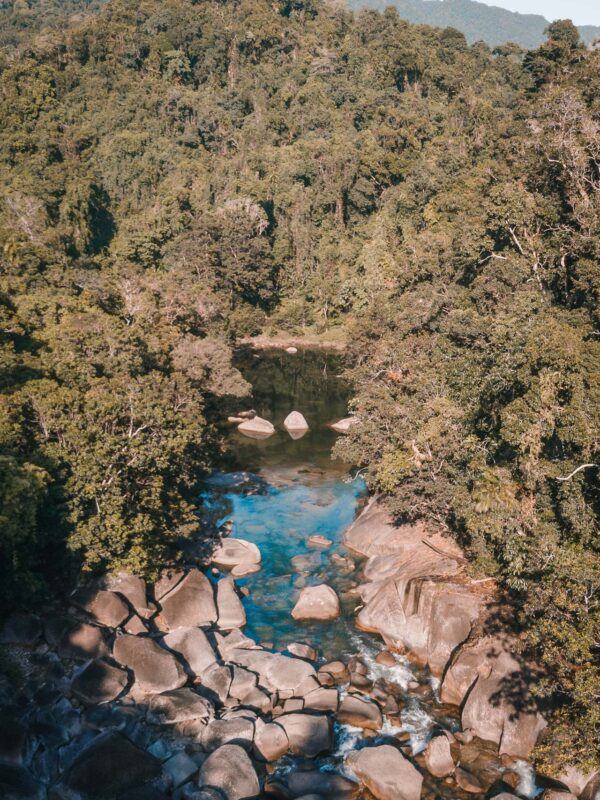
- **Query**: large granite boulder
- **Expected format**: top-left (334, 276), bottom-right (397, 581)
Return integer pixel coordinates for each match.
top-left (56, 731), bottom-right (160, 799)
top-left (212, 539), bottom-right (261, 570)
top-left (227, 648), bottom-right (316, 694)
top-left (337, 695), bottom-right (383, 730)
top-left (346, 744), bottom-right (423, 800)
top-left (291, 584), bottom-right (340, 621)
top-left (58, 622), bottom-right (110, 661)
top-left (277, 714), bottom-right (333, 757)
top-left (198, 744), bottom-right (260, 799)
top-left (200, 717), bottom-right (255, 752)
top-left (162, 626), bottom-right (217, 677)
top-left (253, 720), bottom-right (289, 761)
top-left (441, 637), bottom-right (546, 758)
top-left (159, 570), bottom-right (217, 629)
top-left (423, 733), bottom-right (454, 778)
top-left (70, 658), bottom-right (129, 705)
top-left (73, 588), bottom-right (131, 628)
top-left (216, 577), bottom-right (247, 630)
top-left (105, 573), bottom-right (156, 619)
top-left (283, 411), bottom-right (309, 433)
top-left (147, 688), bottom-right (213, 726)
top-left (113, 634), bottom-right (186, 694)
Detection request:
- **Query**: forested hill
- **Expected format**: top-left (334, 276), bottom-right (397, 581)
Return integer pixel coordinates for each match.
top-left (347, 0), bottom-right (600, 48)
top-left (0, 0), bottom-right (598, 771)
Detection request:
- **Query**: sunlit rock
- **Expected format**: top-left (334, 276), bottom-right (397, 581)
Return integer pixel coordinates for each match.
top-left (291, 584), bottom-right (340, 620)
top-left (237, 416), bottom-right (275, 439)
top-left (329, 416), bottom-right (358, 433)
top-left (346, 744), bottom-right (423, 800)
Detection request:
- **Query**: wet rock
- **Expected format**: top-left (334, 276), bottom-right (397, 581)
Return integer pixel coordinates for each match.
top-left (201, 718), bottom-right (254, 752)
top-left (291, 584), bottom-right (340, 621)
top-left (105, 572), bottom-right (156, 619)
top-left (253, 720), bottom-right (289, 761)
top-left (163, 751), bottom-right (199, 788)
top-left (237, 416), bottom-right (275, 439)
top-left (159, 570), bottom-right (217, 630)
top-left (287, 771), bottom-right (358, 799)
top-left (163, 627), bottom-right (217, 678)
top-left (212, 540), bottom-right (261, 570)
top-left (329, 417), bottom-right (358, 434)
top-left (73, 588), bottom-right (131, 628)
top-left (455, 767), bottom-right (484, 793)
top-left (148, 688), bottom-right (214, 725)
top-left (283, 411), bottom-right (309, 432)
top-left (347, 744), bottom-right (422, 800)
top-left (113, 634), bottom-right (186, 694)
top-left (0, 614), bottom-right (42, 647)
top-left (307, 535), bottom-right (332, 549)
top-left (423, 733), bottom-right (454, 778)
top-left (287, 642), bottom-right (317, 661)
top-left (0, 764), bottom-right (45, 800)
top-left (216, 578), bottom-right (246, 630)
top-left (337, 695), bottom-right (383, 730)
top-left (70, 658), bottom-right (128, 705)
top-left (56, 731), bottom-right (160, 799)
top-left (198, 744), bottom-right (259, 800)
top-left (319, 660), bottom-right (347, 680)
top-left (375, 651), bottom-right (397, 667)
top-left (58, 622), bottom-right (110, 661)
top-left (278, 714), bottom-right (332, 758)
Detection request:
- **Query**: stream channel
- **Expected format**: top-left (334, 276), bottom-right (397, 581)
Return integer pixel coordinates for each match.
top-left (199, 348), bottom-right (538, 798)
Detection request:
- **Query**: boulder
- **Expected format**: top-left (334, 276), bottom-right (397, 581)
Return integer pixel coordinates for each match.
top-left (216, 578), bottom-right (246, 630)
top-left (58, 623), bottom-right (110, 661)
top-left (73, 588), bottom-right (130, 628)
top-left (303, 687), bottom-right (339, 712)
top-left (231, 563), bottom-right (261, 578)
top-left (229, 665), bottom-right (258, 701)
top-left (105, 573), bottom-right (156, 619)
top-left (70, 658), bottom-right (129, 705)
top-left (292, 584), bottom-right (340, 621)
top-left (148, 688), bottom-right (213, 726)
top-left (329, 417), bottom-right (358, 434)
top-left (58, 731), bottom-right (160, 799)
top-left (337, 695), bottom-right (382, 730)
top-left (287, 642), bottom-right (317, 661)
top-left (198, 744), bottom-right (260, 800)
top-left (253, 721), bottom-right (289, 761)
top-left (162, 627), bottom-right (217, 677)
top-left (287, 771), bottom-right (358, 798)
top-left (455, 767), bottom-right (484, 793)
top-left (346, 745), bottom-right (423, 800)
top-left (237, 417), bottom-right (275, 440)
top-left (423, 733), bottom-right (454, 778)
top-left (285, 346), bottom-right (298, 354)
top-left (212, 539), bottom-right (261, 570)
top-left (277, 714), bottom-right (333, 757)
top-left (227, 648), bottom-right (316, 694)
top-left (200, 717), bottom-right (255, 752)
top-left (113, 634), bottom-right (186, 694)
top-left (159, 570), bottom-right (217, 629)
top-left (307, 535), bottom-right (332, 549)
top-left (154, 569), bottom-right (185, 601)
top-left (0, 764), bottom-right (45, 800)
top-left (283, 411), bottom-right (309, 433)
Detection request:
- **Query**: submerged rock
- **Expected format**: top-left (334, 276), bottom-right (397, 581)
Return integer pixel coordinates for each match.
top-left (347, 744), bottom-right (422, 800)
top-left (237, 416), bottom-right (275, 439)
top-left (291, 584), bottom-right (340, 620)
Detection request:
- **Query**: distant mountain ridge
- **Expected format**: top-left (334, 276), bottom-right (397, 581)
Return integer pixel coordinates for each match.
top-left (346, 0), bottom-right (600, 48)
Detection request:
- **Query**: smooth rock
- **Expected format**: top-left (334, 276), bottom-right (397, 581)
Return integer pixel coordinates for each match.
top-left (283, 411), bottom-right (309, 432)
top-left (212, 539), bottom-right (261, 571)
top-left (70, 658), bottom-right (128, 705)
top-left (159, 570), bottom-right (217, 630)
top-left (278, 714), bottom-right (333, 758)
top-left (198, 744), bottom-right (259, 800)
top-left (105, 572), bottom-right (156, 619)
top-left (375, 651), bottom-right (397, 667)
top-left (73, 588), bottom-right (130, 628)
top-left (58, 623), bottom-right (109, 661)
top-left (216, 578), bottom-right (246, 630)
top-left (285, 347), bottom-right (298, 354)
top-left (113, 634), bottom-right (186, 694)
top-left (123, 614), bottom-right (147, 635)
top-left (148, 688), bottom-right (214, 725)
top-left (337, 695), bottom-right (383, 730)
top-left (303, 687), bottom-right (339, 712)
top-left (287, 642), bottom-right (317, 661)
top-left (201, 718), bottom-right (255, 752)
top-left (58, 731), bottom-right (160, 799)
top-left (455, 767), bottom-right (484, 793)
top-left (237, 417), bottom-right (275, 439)
top-left (253, 720), bottom-right (289, 761)
top-left (424, 733), bottom-right (454, 777)
top-left (227, 648), bottom-right (316, 694)
top-left (163, 751), bottom-right (199, 788)
top-left (291, 584), bottom-right (340, 620)
top-left (154, 569), bottom-right (185, 600)
top-left (329, 417), bottom-right (358, 434)
top-left (163, 627), bottom-right (217, 677)
top-left (347, 744), bottom-right (422, 800)
top-left (229, 665), bottom-right (258, 702)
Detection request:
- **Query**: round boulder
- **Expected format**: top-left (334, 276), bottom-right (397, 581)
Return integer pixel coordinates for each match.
top-left (291, 584), bottom-right (340, 621)
top-left (198, 744), bottom-right (259, 800)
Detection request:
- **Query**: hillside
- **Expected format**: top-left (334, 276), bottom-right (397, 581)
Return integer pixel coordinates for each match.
top-left (347, 0), bottom-right (600, 48)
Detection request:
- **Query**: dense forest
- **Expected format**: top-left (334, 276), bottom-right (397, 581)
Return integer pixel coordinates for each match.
top-left (349, 0), bottom-right (600, 50)
top-left (0, 0), bottom-right (598, 772)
